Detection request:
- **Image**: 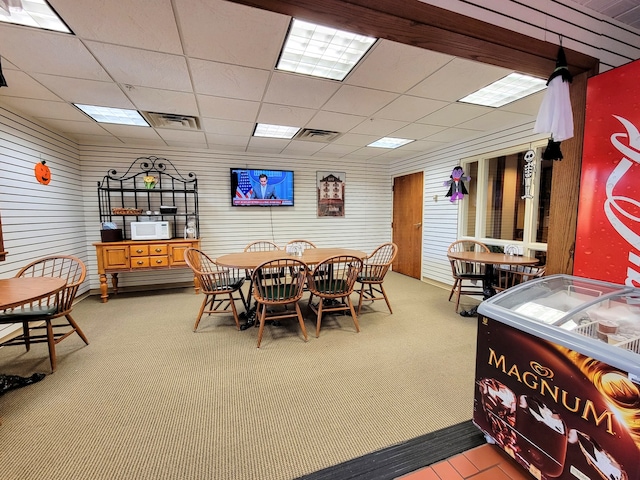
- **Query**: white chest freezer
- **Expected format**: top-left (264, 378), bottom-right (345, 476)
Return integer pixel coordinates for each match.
top-left (474, 274), bottom-right (640, 480)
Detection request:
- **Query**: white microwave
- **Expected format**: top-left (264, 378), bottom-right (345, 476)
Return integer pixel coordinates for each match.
top-left (130, 221), bottom-right (172, 240)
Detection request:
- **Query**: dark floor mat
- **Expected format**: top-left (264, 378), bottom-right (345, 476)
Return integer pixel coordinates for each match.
top-left (296, 420), bottom-right (486, 480)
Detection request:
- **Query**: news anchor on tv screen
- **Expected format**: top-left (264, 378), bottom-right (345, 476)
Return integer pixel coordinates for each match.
top-left (230, 168), bottom-right (294, 206)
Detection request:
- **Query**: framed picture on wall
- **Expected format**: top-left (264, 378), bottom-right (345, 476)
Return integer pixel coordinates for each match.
top-left (317, 171), bottom-right (345, 217)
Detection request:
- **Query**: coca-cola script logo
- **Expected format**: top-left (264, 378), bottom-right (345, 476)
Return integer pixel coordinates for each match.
top-left (606, 116), bottom-right (640, 286)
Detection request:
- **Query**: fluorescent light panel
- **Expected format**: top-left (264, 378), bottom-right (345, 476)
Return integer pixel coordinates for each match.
top-left (458, 73), bottom-right (547, 107)
top-left (368, 137), bottom-right (414, 149)
top-left (75, 104), bottom-right (149, 126)
top-left (254, 123), bottom-right (300, 139)
top-left (277, 19), bottom-right (376, 81)
top-left (0, 0), bottom-right (70, 33)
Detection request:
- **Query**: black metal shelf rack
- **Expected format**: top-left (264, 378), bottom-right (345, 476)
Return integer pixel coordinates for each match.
top-left (97, 156), bottom-right (199, 241)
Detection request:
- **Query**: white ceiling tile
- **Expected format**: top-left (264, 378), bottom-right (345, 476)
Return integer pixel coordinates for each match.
top-left (426, 127), bottom-right (482, 143)
top-left (117, 137), bottom-right (168, 147)
top-left (375, 96), bottom-right (449, 122)
top-left (99, 124), bottom-right (162, 140)
top-left (0, 97), bottom-right (87, 121)
top-left (32, 74), bottom-right (134, 108)
top-left (417, 103), bottom-right (492, 127)
top-left (176, 0), bottom-right (289, 68)
top-left (1, 27), bottom-right (110, 80)
top-left (201, 118), bottom-right (255, 136)
top-left (52, 0), bottom-right (183, 54)
top-left (6, 0), bottom-right (629, 163)
top-left (313, 144), bottom-right (362, 156)
top-left (156, 129), bottom-right (207, 145)
top-left (85, 42), bottom-right (192, 91)
top-left (350, 118), bottom-right (408, 136)
top-left (198, 95), bottom-right (260, 122)
top-left (323, 85), bottom-right (398, 116)
top-left (346, 40), bottom-right (454, 93)
top-left (332, 132), bottom-right (380, 147)
top-left (499, 90), bottom-right (546, 115)
top-left (257, 103), bottom-right (316, 127)
top-left (281, 141), bottom-right (326, 155)
top-left (408, 57), bottom-right (512, 102)
top-left (306, 111), bottom-right (367, 132)
top-left (124, 86), bottom-right (198, 116)
top-left (0, 71), bottom-right (62, 101)
top-left (457, 110), bottom-right (534, 131)
top-left (263, 72), bottom-right (340, 109)
top-left (205, 134), bottom-right (250, 146)
top-left (391, 123), bottom-right (447, 140)
top-left (247, 136), bottom-right (288, 153)
top-left (35, 118), bottom-right (109, 135)
top-left (205, 143), bottom-right (248, 153)
top-left (67, 133), bottom-right (124, 145)
top-left (190, 59), bottom-right (270, 100)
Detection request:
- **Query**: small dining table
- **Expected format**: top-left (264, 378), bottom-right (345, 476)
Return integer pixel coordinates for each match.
top-left (0, 277), bottom-right (67, 311)
top-left (446, 251), bottom-right (539, 316)
top-left (216, 247), bottom-right (367, 270)
top-left (217, 247), bottom-right (367, 329)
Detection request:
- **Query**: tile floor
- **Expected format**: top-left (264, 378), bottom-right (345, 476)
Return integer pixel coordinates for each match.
top-left (396, 443), bottom-right (532, 480)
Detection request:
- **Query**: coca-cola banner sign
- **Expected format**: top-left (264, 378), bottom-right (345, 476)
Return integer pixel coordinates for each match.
top-left (575, 59), bottom-right (640, 285)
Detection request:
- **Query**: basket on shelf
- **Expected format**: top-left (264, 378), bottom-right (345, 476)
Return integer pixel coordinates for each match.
top-left (111, 207), bottom-right (143, 215)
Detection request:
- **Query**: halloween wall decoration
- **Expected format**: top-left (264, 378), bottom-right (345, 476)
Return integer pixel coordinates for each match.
top-left (533, 44), bottom-right (574, 161)
top-left (444, 166), bottom-right (470, 202)
top-left (34, 160), bottom-right (51, 185)
top-left (522, 149), bottom-right (536, 199)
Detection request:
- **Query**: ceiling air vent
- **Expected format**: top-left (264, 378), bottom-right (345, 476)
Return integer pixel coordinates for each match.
top-left (144, 112), bottom-right (201, 130)
top-left (293, 128), bottom-right (342, 142)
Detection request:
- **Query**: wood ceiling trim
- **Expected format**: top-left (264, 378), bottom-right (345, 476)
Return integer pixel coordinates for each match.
top-left (226, 0), bottom-right (599, 79)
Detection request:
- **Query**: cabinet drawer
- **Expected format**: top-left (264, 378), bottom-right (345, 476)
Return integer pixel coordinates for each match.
top-left (149, 245), bottom-right (168, 256)
top-left (131, 256), bottom-right (169, 268)
top-left (130, 245), bottom-right (150, 256)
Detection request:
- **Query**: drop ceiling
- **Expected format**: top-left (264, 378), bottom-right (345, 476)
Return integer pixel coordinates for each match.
top-left (0, 0), bottom-right (637, 162)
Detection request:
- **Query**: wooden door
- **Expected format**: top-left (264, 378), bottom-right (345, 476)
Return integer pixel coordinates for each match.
top-left (392, 172), bottom-right (423, 279)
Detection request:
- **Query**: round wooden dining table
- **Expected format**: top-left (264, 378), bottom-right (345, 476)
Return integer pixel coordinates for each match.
top-left (0, 277), bottom-right (67, 310)
top-left (446, 251), bottom-right (539, 316)
top-left (216, 247), bottom-right (367, 270)
top-left (216, 247), bottom-right (367, 329)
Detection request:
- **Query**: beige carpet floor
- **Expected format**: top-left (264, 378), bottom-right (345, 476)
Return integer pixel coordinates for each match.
top-left (0, 272), bottom-right (479, 480)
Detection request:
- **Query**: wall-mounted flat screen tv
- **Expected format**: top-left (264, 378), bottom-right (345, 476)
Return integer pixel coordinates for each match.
top-left (230, 168), bottom-right (294, 207)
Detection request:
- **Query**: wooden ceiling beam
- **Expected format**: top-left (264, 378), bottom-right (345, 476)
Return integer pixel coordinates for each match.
top-left (226, 0), bottom-right (599, 79)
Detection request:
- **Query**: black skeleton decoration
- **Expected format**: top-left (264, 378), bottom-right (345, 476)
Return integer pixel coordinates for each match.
top-left (522, 149), bottom-right (536, 199)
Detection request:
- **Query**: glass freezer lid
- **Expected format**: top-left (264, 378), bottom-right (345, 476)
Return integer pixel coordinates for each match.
top-left (483, 274), bottom-right (631, 325)
top-left (478, 275), bottom-right (640, 373)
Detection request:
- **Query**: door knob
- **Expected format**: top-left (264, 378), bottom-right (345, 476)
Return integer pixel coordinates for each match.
top-left (414, 223), bottom-right (422, 227)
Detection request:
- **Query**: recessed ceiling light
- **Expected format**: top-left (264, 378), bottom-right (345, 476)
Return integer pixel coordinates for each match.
top-left (458, 73), bottom-right (547, 107)
top-left (0, 0), bottom-right (70, 33)
top-left (277, 19), bottom-right (376, 81)
top-left (254, 123), bottom-right (300, 139)
top-left (368, 137), bottom-right (414, 149)
top-left (74, 104), bottom-right (149, 126)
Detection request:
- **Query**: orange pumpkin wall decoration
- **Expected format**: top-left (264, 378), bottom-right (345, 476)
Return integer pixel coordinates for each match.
top-left (34, 160), bottom-right (51, 185)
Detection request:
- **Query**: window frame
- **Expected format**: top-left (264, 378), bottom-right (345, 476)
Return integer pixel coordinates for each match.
top-left (457, 140), bottom-right (549, 258)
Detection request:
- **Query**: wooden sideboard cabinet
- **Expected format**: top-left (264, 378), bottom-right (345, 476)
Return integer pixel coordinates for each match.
top-left (94, 239), bottom-right (200, 302)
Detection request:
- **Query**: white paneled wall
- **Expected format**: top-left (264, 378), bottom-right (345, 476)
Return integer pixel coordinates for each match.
top-left (79, 144), bottom-right (392, 292)
top-left (0, 108), bottom-right (89, 283)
